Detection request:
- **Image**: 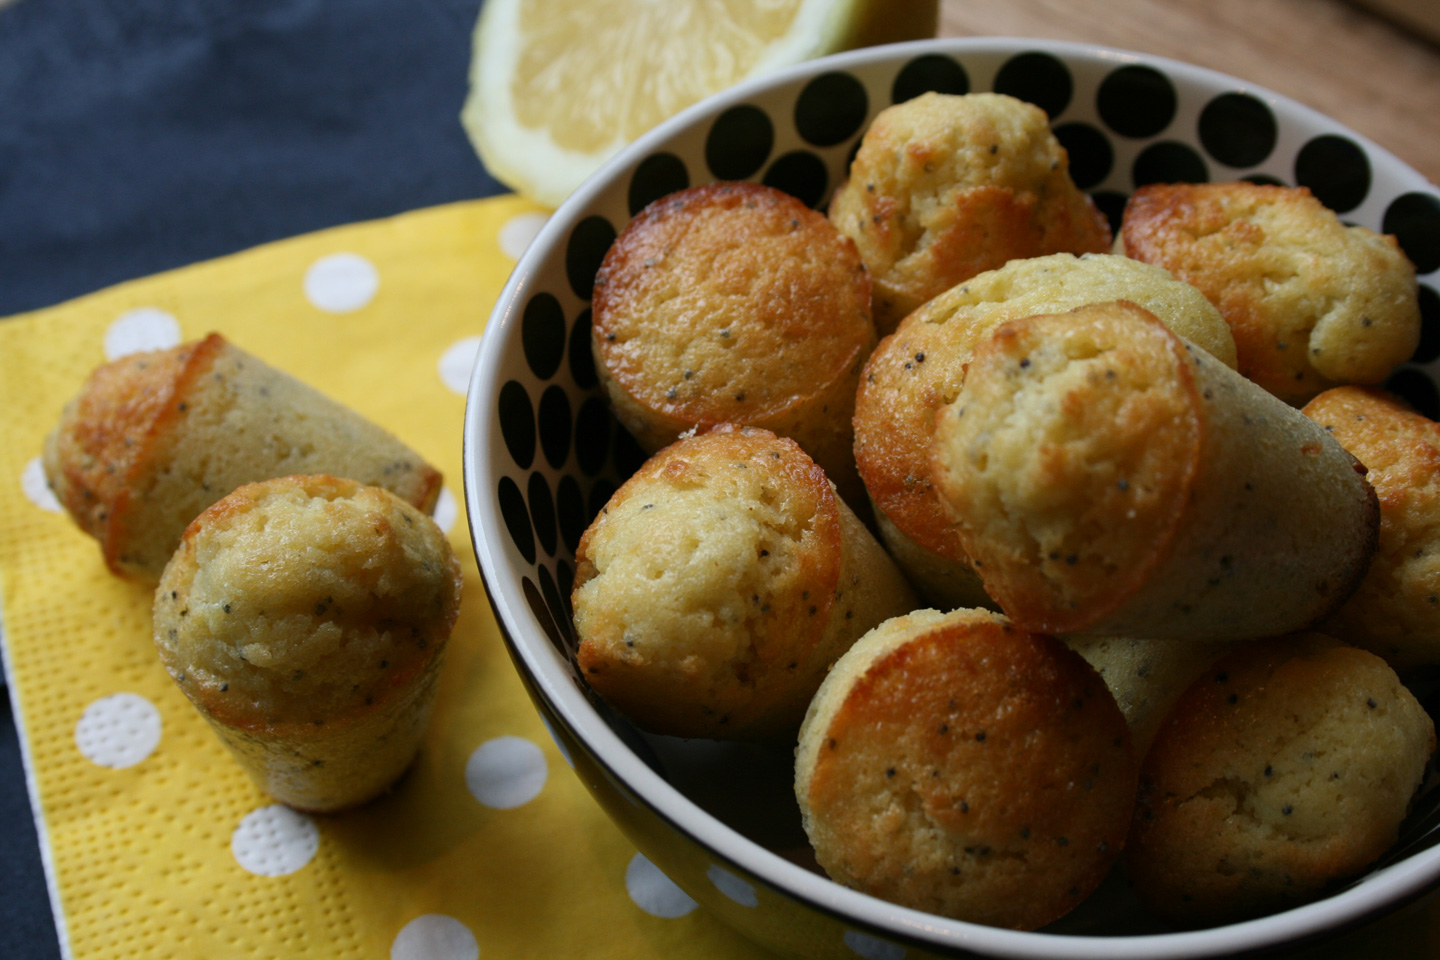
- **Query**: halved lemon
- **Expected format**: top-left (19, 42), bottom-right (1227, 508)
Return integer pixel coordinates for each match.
top-left (461, 0), bottom-right (939, 209)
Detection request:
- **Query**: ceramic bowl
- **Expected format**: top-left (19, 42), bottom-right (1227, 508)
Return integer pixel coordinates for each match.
top-left (463, 37), bottom-right (1440, 960)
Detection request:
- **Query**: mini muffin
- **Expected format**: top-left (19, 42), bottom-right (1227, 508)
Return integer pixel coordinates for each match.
top-left (572, 425), bottom-right (916, 742)
top-left (829, 92), bottom-right (1112, 334)
top-left (1063, 636), bottom-right (1235, 756)
top-left (1127, 633), bottom-right (1435, 926)
top-left (1303, 386), bottom-right (1440, 671)
top-left (591, 181), bottom-right (875, 508)
top-left (44, 333), bottom-right (443, 583)
top-left (930, 300), bottom-right (1378, 640)
top-left (795, 607), bottom-right (1137, 931)
top-left (1120, 182), bottom-right (1421, 405)
top-left (153, 474), bottom-right (463, 813)
top-left (853, 252), bottom-right (1236, 608)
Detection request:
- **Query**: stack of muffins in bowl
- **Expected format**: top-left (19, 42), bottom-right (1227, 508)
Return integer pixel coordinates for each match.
top-left (464, 38), bottom-right (1440, 960)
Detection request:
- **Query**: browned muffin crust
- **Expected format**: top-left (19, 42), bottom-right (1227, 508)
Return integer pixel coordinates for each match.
top-left (931, 301), bottom-right (1378, 640)
top-left (1127, 634), bottom-right (1435, 927)
top-left (44, 333), bottom-right (443, 582)
top-left (1304, 386), bottom-right (1440, 670)
top-left (44, 338), bottom-right (197, 544)
top-left (1120, 181), bottom-right (1420, 405)
top-left (796, 607), bottom-right (1136, 930)
top-left (852, 252), bottom-right (1236, 609)
top-left (591, 181), bottom-right (875, 506)
top-left (829, 92), bottom-right (1112, 333)
top-left (154, 474), bottom-right (463, 812)
top-left (572, 425), bottom-right (916, 741)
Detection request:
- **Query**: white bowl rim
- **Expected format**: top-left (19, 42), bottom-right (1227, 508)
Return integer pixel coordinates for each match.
top-left (463, 35), bottom-right (1440, 960)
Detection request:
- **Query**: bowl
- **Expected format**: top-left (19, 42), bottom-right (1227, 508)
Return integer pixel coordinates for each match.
top-left (462, 37), bottom-right (1440, 959)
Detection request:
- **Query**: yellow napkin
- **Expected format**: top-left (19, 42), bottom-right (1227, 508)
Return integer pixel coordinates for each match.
top-left (0, 197), bottom-right (768, 960)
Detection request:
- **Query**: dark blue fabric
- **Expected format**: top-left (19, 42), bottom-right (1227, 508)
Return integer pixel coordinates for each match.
top-left (0, 1), bottom-right (501, 954)
top-left (0, 0), bottom-right (501, 316)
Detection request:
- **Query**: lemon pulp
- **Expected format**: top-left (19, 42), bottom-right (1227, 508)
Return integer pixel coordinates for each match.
top-left (463, 0), bottom-right (939, 208)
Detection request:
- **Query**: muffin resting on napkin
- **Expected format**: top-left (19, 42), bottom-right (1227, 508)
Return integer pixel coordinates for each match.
top-left (44, 332), bottom-right (442, 583)
top-left (153, 474), bottom-right (463, 812)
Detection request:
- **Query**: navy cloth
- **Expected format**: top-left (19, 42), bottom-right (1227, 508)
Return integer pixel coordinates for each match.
top-left (0, 1), bottom-right (501, 955)
top-left (0, 0), bottom-right (501, 316)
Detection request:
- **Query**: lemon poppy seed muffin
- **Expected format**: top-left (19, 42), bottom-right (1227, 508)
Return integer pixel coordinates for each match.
top-left (1127, 633), bottom-right (1435, 927)
top-left (153, 474), bottom-right (463, 813)
top-left (571, 425), bottom-right (916, 741)
top-left (1304, 386), bottom-right (1440, 671)
top-left (591, 181), bottom-right (875, 508)
top-left (1120, 182), bottom-right (1421, 405)
top-left (44, 333), bottom-right (443, 583)
top-left (852, 252), bottom-right (1236, 608)
top-left (795, 607), bottom-right (1137, 930)
top-left (930, 300), bottom-right (1377, 640)
top-left (829, 92), bottom-right (1113, 333)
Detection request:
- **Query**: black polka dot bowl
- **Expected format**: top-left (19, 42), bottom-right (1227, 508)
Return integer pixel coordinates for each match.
top-left (463, 37), bottom-right (1440, 960)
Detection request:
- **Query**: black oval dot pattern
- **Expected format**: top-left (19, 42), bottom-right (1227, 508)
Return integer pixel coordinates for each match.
top-left (707, 105), bottom-right (774, 180)
top-left (1295, 135), bottom-right (1371, 213)
top-left (528, 471), bottom-right (558, 558)
top-left (498, 380), bottom-right (535, 470)
top-left (565, 216), bottom-right (616, 300)
top-left (522, 293), bottom-right (566, 380)
top-left (1384, 193), bottom-right (1440, 275)
top-left (568, 307), bottom-right (597, 389)
top-left (994, 52), bottom-right (1072, 119)
top-left (537, 563), bottom-right (572, 651)
top-left (763, 150), bottom-right (829, 209)
top-left (574, 397), bottom-right (612, 477)
top-left (499, 477), bottom-right (535, 565)
top-left (493, 50), bottom-right (1440, 648)
top-left (1199, 93), bottom-right (1277, 169)
top-left (538, 385), bottom-right (572, 470)
top-left (1053, 122), bottom-right (1112, 190)
top-left (794, 71), bottom-right (868, 147)
top-left (556, 475), bottom-right (588, 555)
top-left (628, 153), bottom-right (689, 216)
top-left (892, 54), bottom-right (968, 103)
top-left (1413, 285), bottom-right (1440, 365)
top-left (1098, 65), bottom-right (1176, 138)
top-left (1133, 141), bottom-right (1209, 187)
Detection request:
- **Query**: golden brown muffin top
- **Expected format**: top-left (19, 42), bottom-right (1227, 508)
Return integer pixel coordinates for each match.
top-left (572, 424), bottom-right (843, 739)
top-left (1121, 182), bottom-right (1420, 405)
top-left (1304, 386), bottom-right (1440, 668)
top-left (44, 335), bottom-right (215, 549)
top-left (796, 606), bottom-right (1136, 930)
top-left (852, 253), bottom-right (1233, 565)
top-left (153, 474), bottom-right (463, 730)
top-left (828, 92), bottom-right (1112, 328)
top-left (591, 181), bottom-right (873, 426)
top-left (1129, 633), bottom-right (1435, 926)
top-left (930, 301), bottom-right (1202, 635)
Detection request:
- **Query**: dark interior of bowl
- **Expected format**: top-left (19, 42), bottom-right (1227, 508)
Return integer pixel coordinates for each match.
top-left (485, 41), bottom-right (1440, 940)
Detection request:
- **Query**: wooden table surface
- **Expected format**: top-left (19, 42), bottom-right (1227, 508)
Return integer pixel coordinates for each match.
top-left (938, 0), bottom-right (1440, 188)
